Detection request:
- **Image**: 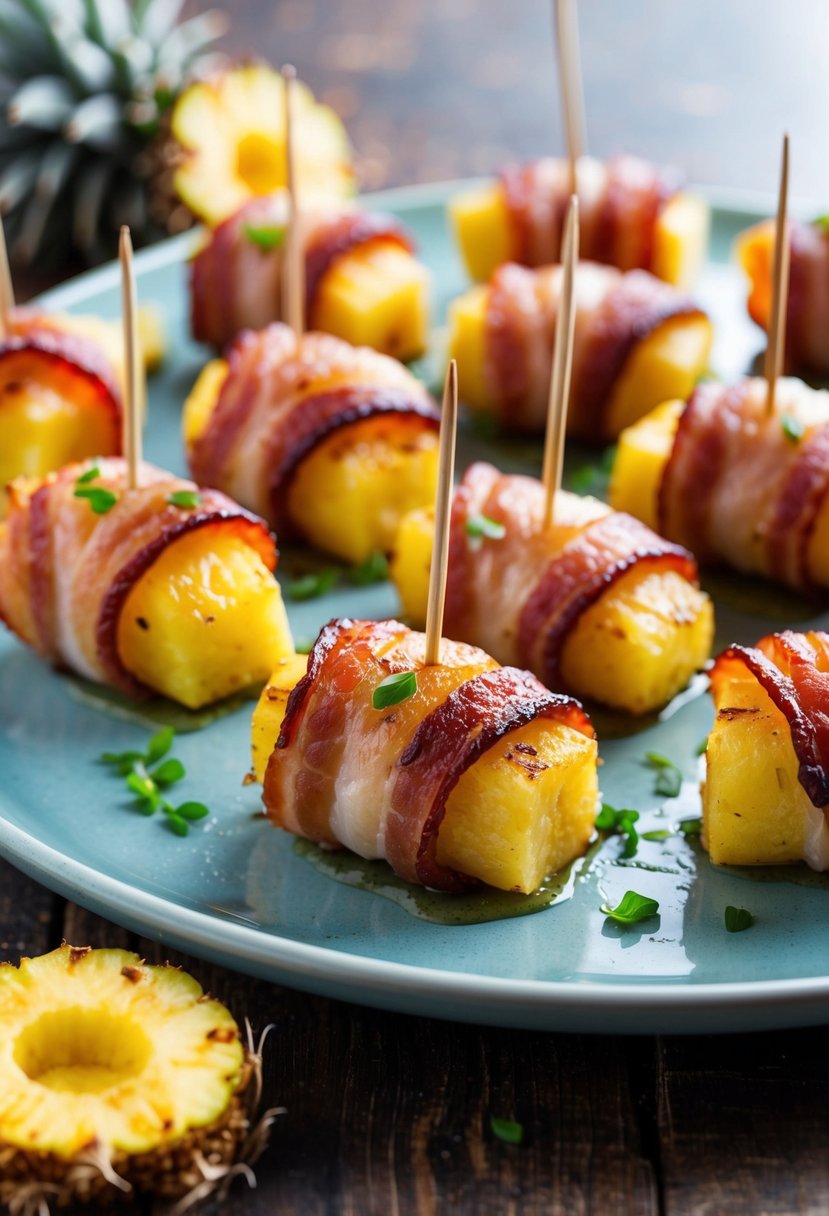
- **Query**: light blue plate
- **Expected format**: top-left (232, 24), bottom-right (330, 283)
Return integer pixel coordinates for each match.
top-left (2, 182), bottom-right (828, 1035)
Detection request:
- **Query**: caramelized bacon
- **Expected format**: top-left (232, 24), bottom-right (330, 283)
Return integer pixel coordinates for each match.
top-left (0, 458), bottom-right (274, 698)
top-left (262, 618), bottom-right (594, 891)
top-left (190, 196), bottom-right (415, 349)
top-left (659, 378), bottom-right (829, 590)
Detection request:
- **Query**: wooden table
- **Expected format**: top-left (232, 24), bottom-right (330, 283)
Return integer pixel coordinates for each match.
top-left (4, 2), bottom-right (829, 1212)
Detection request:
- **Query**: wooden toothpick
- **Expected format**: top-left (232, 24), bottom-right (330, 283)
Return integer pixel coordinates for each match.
top-left (424, 359), bottom-right (458, 668)
top-left (0, 217), bottom-right (15, 338)
top-left (553, 0), bottom-right (587, 196)
top-left (765, 133), bottom-right (790, 416)
top-left (542, 194), bottom-right (580, 527)
top-left (281, 64), bottom-right (305, 336)
top-left (118, 225), bottom-right (143, 491)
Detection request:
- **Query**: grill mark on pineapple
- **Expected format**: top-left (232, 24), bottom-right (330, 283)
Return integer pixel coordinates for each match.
top-left (717, 706), bottom-right (761, 720)
top-left (136, 616), bottom-right (150, 630)
top-left (504, 748), bottom-right (549, 778)
top-left (68, 945), bottom-right (91, 965)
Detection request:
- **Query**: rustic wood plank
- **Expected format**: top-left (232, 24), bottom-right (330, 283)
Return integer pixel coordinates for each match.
top-left (659, 1030), bottom-right (829, 1215)
top-left (0, 858), bottom-right (57, 962)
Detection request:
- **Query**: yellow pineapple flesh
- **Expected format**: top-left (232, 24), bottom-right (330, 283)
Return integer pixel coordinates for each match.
top-left (703, 667), bottom-right (816, 866)
top-left (389, 505), bottom-right (434, 622)
top-left (608, 398), bottom-right (683, 528)
top-left (285, 413), bottom-right (438, 564)
top-left (182, 358), bottom-right (228, 449)
top-left (447, 287), bottom-right (490, 412)
top-left (0, 945), bottom-right (244, 1167)
top-left (0, 381), bottom-right (118, 493)
top-left (310, 239), bottom-right (430, 362)
top-left (251, 660), bottom-right (598, 893)
top-left (117, 525), bottom-right (293, 708)
top-left (649, 193), bottom-right (710, 289)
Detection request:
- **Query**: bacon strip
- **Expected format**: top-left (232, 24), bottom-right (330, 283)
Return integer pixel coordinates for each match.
top-left (0, 458), bottom-right (275, 698)
top-left (659, 377), bottom-right (829, 590)
top-left (483, 261), bottom-right (704, 436)
top-left (190, 196), bottom-right (415, 349)
top-left (187, 324), bottom-right (437, 535)
top-left (445, 462), bottom-right (700, 691)
top-left (500, 154), bottom-right (680, 274)
top-left (710, 632), bottom-right (829, 810)
top-left (263, 617), bottom-right (594, 892)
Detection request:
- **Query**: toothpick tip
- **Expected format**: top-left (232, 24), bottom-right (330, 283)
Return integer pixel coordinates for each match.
top-left (281, 63), bottom-right (296, 81)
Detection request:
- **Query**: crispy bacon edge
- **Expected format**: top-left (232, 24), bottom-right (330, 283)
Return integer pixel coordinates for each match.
top-left (0, 329), bottom-right (122, 438)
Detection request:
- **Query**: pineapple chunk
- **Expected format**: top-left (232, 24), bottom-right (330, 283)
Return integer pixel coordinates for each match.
top-left (449, 179), bottom-right (708, 287)
top-left (703, 668), bottom-right (815, 866)
top-left (447, 287), bottom-right (490, 413)
top-left (310, 239), bottom-right (430, 362)
top-left (436, 716), bottom-right (598, 892)
top-left (608, 398), bottom-right (683, 528)
top-left (448, 182), bottom-right (513, 283)
top-left (251, 652), bottom-right (310, 781)
top-left (390, 505), bottom-right (712, 713)
top-left (117, 525), bottom-right (293, 708)
top-left (0, 381), bottom-right (118, 493)
top-left (182, 358), bottom-right (229, 448)
top-left (734, 219), bottom-right (774, 331)
top-left (286, 413), bottom-right (439, 564)
top-left (251, 659), bottom-right (598, 893)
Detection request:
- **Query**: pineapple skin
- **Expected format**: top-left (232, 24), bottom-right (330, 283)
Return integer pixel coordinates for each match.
top-left (252, 660), bottom-right (599, 894)
top-left (0, 945), bottom-right (252, 1204)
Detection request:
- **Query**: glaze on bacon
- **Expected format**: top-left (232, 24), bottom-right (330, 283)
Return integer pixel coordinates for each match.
top-left (500, 154), bottom-right (680, 274)
top-left (483, 261), bottom-right (704, 435)
top-left (0, 458), bottom-right (275, 698)
top-left (190, 195), bottom-right (415, 349)
top-left (658, 377), bottom-right (829, 591)
top-left (710, 631), bottom-right (829, 810)
top-left (186, 323), bottom-right (438, 538)
top-left (445, 462), bottom-right (700, 692)
top-left (263, 617), bottom-right (595, 892)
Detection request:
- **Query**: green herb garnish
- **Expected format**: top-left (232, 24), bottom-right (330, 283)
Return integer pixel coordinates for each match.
top-left (642, 829), bottom-right (672, 842)
top-left (781, 414), bottom-right (805, 444)
top-left (465, 513), bottom-right (507, 544)
top-left (596, 803), bottom-right (640, 858)
top-left (100, 727), bottom-right (209, 836)
top-left (601, 890), bottom-right (660, 925)
top-left (243, 222), bottom-right (285, 251)
top-left (490, 1116), bottom-right (524, 1145)
top-left (167, 490), bottom-right (202, 510)
top-left (645, 752), bottom-right (682, 798)
top-left (372, 670), bottom-right (418, 709)
top-left (285, 568), bottom-right (340, 601)
top-left (76, 464), bottom-right (101, 485)
top-left (568, 445), bottom-right (616, 495)
top-left (73, 485), bottom-right (118, 515)
top-left (349, 551), bottom-right (389, 586)
top-left (814, 215), bottom-right (829, 231)
top-left (678, 818), bottom-right (702, 838)
top-left (724, 905), bottom-right (754, 933)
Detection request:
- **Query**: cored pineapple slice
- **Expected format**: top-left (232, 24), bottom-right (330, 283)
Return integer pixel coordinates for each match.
top-left (118, 525), bottom-right (294, 708)
top-left (251, 659), bottom-right (599, 893)
top-left (0, 945), bottom-right (255, 1205)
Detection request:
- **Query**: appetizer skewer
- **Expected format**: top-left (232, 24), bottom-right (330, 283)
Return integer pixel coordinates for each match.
top-left (449, 260), bottom-right (712, 437)
top-left (704, 630), bottom-right (829, 869)
top-left (0, 458), bottom-right (293, 709)
top-left (184, 323), bottom-right (440, 565)
top-left (190, 196), bottom-right (430, 361)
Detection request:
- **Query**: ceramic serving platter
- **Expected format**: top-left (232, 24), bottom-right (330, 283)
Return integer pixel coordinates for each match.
top-left (1, 181), bottom-right (828, 1035)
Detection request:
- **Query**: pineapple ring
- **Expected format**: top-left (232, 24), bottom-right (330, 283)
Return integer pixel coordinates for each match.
top-left (0, 945), bottom-right (258, 1206)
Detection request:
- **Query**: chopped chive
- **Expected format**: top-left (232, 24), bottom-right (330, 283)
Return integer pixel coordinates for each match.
top-left (243, 222), bottom-right (285, 251)
top-left (490, 1116), bottom-right (524, 1145)
top-left (285, 568), bottom-right (340, 601)
top-left (349, 551), bottom-right (389, 586)
top-left (372, 669), bottom-right (418, 709)
top-left (75, 464), bottom-right (101, 485)
top-left (642, 829), bottom-right (672, 842)
top-left (167, 490), bottom-right (202, 509)
top-left (645, 752), bottom-right (682, 798)
top-left (724, 905), bottom-right (754, 933)
top-left (781, 414), bottom-right (805, 444)
top-left (73, 486), bottom-right (118, 515)
top-left (596, 803), bottom-right (640, 857)
top-left (601, 890), bottom-right (660, 925)
top-left (465, 513), bottom-right (507, 543)
top-left (678, 818), bottom-right (702, 838)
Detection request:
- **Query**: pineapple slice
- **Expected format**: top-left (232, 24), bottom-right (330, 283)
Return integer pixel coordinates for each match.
top-left (117, 525), bottom-right (293, 708)
top-left (171, 65), bottom-right (354, 226)
top-left (390, 505), bottom-right (713, 714)
top-left (251, 661), bottom-right (598, 893)
top-left (0, 945), bottom-right (251, 1201)
top-left (447, 282), bottom-right (711, 435)
top-left (449, 178), bottom-right (708, 286)
top-left (703, 666), bottom-right (817, 866)
top-left (608, 398), bottom-right (684, 528)
top-left (310, 238), bottom-right (431, 362)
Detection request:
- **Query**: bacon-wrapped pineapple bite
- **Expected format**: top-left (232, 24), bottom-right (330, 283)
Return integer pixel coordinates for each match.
top-left (736, 217), bottom-right (829, 376)
top-left (703, 631), bottom-right (829, 869)
top-left (190, 196), bottom-right (430, 361)
top-left (251, 618), bottom-right (599, 895)
top-left (389, 463), bottom-right (713, 715)
top-left (0, 458), bottom-right (293, 709)
top-left (449, 261), bottom-right (712, 438)
top-left (450, 154), bottom-right (709, 288)
top-left (610, 377), bottom-right (829, 591)
top-left (183, 323), bottom-right (440, 565)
